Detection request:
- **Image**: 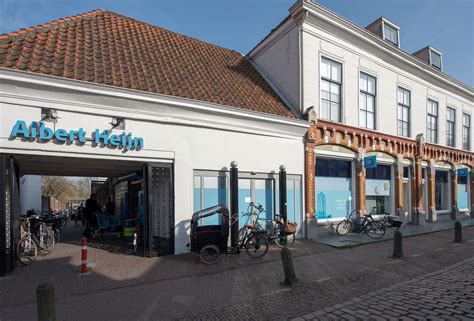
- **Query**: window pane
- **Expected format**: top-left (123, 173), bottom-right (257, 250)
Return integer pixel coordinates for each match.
top-left (366, 95), bottom-right (375, 112)
top-left (360, 110), bottom-right (366, 128)
top-left (330, 82), bottom-right (340, 101)
top-left (360, 73), bottom-right (367, 92)
top-left (360, 93), bottom-right (367, 110)
top-left (403, 106), bottom-right (408, 120)
top-left (321, 58), bottom-right (330, 79)
top-left (331, 62), bottom-right (341, 82)
top-left (367, 75), bottom-right (376, 94)
top-left (430, 51), bottom-right (441, 69)
top-left (193, 176), bottom-right (202, 212)
top-left (398, 89), bottom-right (403, 104)
top-left (367, 112), bottom-right (375, 129)
top-left (384, 23), bottom-right (398, 45)
top-left (398, 106), bottom-right (402, 119)
top-left (321, 80), bottom-right (330, 100)
top-left (463, 114), bottom-right (470, 126)
top-left (403, 90), bottom-right (410, 106)
top-left (320, 100), bottom-right (329, 119)
top-left (330, 102), bottom-right (340, 122)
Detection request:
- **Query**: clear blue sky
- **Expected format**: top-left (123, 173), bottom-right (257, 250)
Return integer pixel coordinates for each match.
top-left (1, 0), bottom-right (473, 86)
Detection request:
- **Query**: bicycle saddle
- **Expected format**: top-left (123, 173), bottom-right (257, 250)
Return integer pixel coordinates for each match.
top-left (244, 224), bottom-right (255, 229)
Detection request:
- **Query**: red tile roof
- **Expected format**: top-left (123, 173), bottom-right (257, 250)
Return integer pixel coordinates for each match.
top-left (0, 10), bottom-right (296, 118)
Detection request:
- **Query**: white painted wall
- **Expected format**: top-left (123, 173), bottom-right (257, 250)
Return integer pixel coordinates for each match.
top-left (0, 70), bottom-right (309, 254)
top-left (300, 21), bottom-right (473, 150)
top-left (20, 175), bottom-right (42, 214)
top-left (250, 22), bottom-right (301, 111)
top-left (249, 2), bottom-right (472, 152)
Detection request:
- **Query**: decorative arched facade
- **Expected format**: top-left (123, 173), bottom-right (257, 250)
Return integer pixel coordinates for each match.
top-left (305, 120), bottom-right (473, 228)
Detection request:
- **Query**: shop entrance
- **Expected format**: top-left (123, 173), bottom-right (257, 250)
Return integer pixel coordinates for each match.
top-left (0, 154), bottom-right (174, 276)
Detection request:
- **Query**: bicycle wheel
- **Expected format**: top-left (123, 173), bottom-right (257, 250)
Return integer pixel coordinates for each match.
top-left (199, 244), bottom-right (220, 264)
top-left (275, 233), bottom-right (296, 248)
top-left (336, 220), bottom-right (352, 236)
top-left (245, 233), bottom-right (269, 258)
top-left (17, 237), bottom-right (37, 266)
top-left (365, 222), bottom-right (386, 239)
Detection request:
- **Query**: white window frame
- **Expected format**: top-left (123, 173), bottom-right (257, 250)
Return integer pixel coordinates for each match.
top-left (397, 87), bottom-right (411, 137)
top-left (446, 107), bottom-right (456, 147)
top-left (462, 112), bottom-right (471, 150)
top-left (319, 56), bottom-right (343, 123)
top-left (359, 72), bottom-right (377, 130)
top-left (429, 49), bottom-right (443, 71)
top-left (381, 20), bottom-right (400, 48)
top-left (426, 99), bottom-right (439, 144)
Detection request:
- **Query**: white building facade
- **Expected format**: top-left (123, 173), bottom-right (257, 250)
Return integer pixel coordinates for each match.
top-left (248, 0), bottom-right (473, 234)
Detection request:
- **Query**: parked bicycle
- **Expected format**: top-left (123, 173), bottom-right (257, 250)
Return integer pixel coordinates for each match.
top-left (189, 205), bottom-right (268, 264)
top-left (336, 208), bottom-right (386, 239)
top-left (247, 202), bottom-right (296, 248)
top-left (17, 214), bottom-right (55, 265)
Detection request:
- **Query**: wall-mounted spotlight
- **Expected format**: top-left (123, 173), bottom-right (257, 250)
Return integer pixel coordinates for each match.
top-left (41, 108), bottom-right (59, 122)
top-left (110, 117), bottom-right (125, 130)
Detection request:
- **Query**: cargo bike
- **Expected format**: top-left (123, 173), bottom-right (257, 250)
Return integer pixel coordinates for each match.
top-left (188, 205), bottom-right (269, 264)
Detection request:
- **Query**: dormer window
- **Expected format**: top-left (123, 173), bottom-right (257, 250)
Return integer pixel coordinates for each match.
top-left (383, 22), bottom-right (399, 46)
top-left (366, 17), bottom-right (400, 48)
top-left (413, 46), bottom-right (443, 72)
top-left (430, 50), bottom-right (442, 70)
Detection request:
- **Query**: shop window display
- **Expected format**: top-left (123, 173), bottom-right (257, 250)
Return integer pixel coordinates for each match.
top-left (315, 158), bottom-right (353, 219)
top-left (435, 171), bottom-right (449, 211)
top-left (366, 165), bottom-right (392, 214)
top-left (457, 175), bottom-right (469, 210)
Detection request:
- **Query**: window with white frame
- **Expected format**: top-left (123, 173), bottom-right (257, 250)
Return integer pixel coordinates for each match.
top-left (359, 72), bottom-right (376, 130)
top-left (463, 113), bottom-right (471, 150)
top-left (397, 87), bottom-right (410, 137)
top-left (427, 100), bottom-right (438, 144)
top-left (320, 57), bottom-right (342, 122)
top-left (446, 107), bottom-right (456, 147)
top-left (383, 23), bottom-right (398, 46)
top-left (430, 51), bottom-right (442, 70)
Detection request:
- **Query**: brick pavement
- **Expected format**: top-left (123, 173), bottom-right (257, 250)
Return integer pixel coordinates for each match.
top-left (291, 257), bottom-right (474, 321)
top-left (1, 226), bottom-right (473, 320)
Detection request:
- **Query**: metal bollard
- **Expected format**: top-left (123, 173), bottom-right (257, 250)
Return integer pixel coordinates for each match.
top-left (454, 221), bottom-right (462, 243)
top-left (81, 237), bottom-right (88, 273)
top-left (281, 246), bottom-right (298, 287)
top-left (392, 230), bottom-right (403, 259)
top-left (37, 283), bottom-right (56, 321)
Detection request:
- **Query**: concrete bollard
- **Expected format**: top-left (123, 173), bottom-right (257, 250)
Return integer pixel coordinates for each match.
top-left (37, 283), bottom-right (56, 321)
top-left (454, 221), bottom-right (462, 243)
top-left (392, 230), bottom-right (403, 259)
top-left (281, 247), bottom-right (298, 287)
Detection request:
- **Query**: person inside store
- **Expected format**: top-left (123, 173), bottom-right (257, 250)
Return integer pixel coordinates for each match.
top-left (105, 198), bottom-right (116, 216)
top-left (82, 193), bottom-right (100, 238)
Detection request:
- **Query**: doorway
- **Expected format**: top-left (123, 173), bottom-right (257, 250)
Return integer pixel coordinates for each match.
top-left (0, 154), bottom-right (174, 277)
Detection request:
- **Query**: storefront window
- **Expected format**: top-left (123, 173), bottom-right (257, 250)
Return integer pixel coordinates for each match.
top-left (366, 165), bottom-right (392, 214)
top-left (254, 179), bottom-right (274, 229)
top-left (193, 174), bottom-right (227, 225)
top-left (315, 158), bottom-right (352, 219)
top-left (287, 178), bottom-right (302, 235)
top-left (457, 175), bottom-right (469, 210)
top-left (435, 171), bottom-right (449, 211)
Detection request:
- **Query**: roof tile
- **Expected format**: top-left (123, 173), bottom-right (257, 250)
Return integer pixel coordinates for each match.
top-left (0, 10), bottom-right (295, 118)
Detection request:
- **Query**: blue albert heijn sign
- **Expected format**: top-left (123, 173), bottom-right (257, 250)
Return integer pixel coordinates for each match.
top-left (364, 155), bottom-right (377, 169)
top-left (10, 120), bottom-right (144, 151)
top-left (457, 168), bottom-right (469, 177)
